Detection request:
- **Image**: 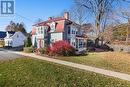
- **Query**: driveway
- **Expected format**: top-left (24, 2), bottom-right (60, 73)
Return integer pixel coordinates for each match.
top-left (0, 48), bottom-right (24, 61)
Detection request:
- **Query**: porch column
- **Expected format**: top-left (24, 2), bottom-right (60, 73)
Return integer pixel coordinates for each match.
top-left (78, 38), bottom-right (80, 49)
top-left (76, 38), bottom-right (79, 49)
top-left (78, 38), bottom-right (79, 49)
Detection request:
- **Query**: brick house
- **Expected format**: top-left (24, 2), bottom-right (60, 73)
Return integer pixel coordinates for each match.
top-left (31, 12), bottom-right (87, 52)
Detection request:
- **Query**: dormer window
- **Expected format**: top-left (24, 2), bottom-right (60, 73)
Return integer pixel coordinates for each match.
top-left (50, 22), bottom-right (56, 32)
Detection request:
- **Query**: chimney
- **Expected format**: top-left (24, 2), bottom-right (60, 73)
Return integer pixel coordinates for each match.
top-left (48, 17), bottom-right (52, 20)
top-left (64, 12), bottom-right (69, 19)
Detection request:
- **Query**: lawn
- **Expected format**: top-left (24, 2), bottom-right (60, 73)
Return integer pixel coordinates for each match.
top-left (0, 58), bottom-right (129, 87)
top-left (56, 52), bottom-right (130, 74)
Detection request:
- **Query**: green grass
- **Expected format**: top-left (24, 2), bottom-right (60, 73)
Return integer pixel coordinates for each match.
top-left (0, 58), bottom-right (129, 87)
top-left (56, 52), bottom-right (130, 74)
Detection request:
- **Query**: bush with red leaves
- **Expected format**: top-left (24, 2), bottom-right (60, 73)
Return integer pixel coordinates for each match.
top-left (46, 40), bottom-right (76, 56)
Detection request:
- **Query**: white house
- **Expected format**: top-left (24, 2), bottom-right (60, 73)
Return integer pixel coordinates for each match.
top-left (31, 12), bottom-right (87, 52)
top-left (4, 31), bottom-right (26, 47)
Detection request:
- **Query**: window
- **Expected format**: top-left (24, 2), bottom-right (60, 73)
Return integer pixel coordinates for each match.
top-left (73, 42), bottom-right (76, 46)
top-left (79, 39), bottom-right (83, 48)
top-left (17, 35), bottom-right (19, 38)
top-left (72, 30), bottom-right (74, 34)
top-left (74, 30), bottom-right (75, 34)
top-left (41, 27), bottom-right (43, 34)
top-left (51, 39), bottom-right (54, 43)
top-left (38, 28), bottom-right (40, 34)
top-left (7, 41), bottom-right (12, 46)
top-left (72, 42), bottom-right (73, 45)
top-left (68, 26), bottom-right (70, 34)
top-left (72, 42), bottom-right (76, 47)
top-left (83, 42), bottom-right (86, 47)
top-left (10, 41), bottom-right (12, 46)
top-left (68, 39), bottom-right (70, 43)
top-left (44, 29), bottom-right (46, 35)
top-left (6, 41), bottom-right (8, 45)
top-left (76, 31), bottom-right (78, 35)
top-left (72, 30), bottom-right (76, 34)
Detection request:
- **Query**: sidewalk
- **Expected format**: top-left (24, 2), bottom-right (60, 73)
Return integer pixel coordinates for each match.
top-left (10, 51), bottom-right (130, 81)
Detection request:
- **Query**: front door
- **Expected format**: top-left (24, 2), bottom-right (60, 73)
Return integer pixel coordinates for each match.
top-left (39, 40), bottom-right (42, 48)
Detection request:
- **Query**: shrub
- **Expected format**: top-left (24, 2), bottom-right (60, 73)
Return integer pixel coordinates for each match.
top-left (39, 48), bottom-right (46, 54)
top-left (0, 41), bottom-right (4, 47)
top-left (23, 47), bottom-right (34, 53)
top-left (46, 40), bottom-right (75, 56)
top-left (25, 36), bottom-right (32, 47)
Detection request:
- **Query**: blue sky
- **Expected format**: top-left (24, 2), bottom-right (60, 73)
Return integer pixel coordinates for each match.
top-left (0, 0), bottom-right (73, 32)
top-left (0, 0), bottom-right (130, 32)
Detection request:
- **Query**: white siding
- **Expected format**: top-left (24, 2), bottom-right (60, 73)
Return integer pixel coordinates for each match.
top-left (4, 32), bottom-right (26, 47)
top-left (67, 26), bottom-right (78, 48)
top-left (4, 38), bottom-right (12, 46)
top-left (12, 32), bottom-right (26, 47)
top-left (32, 35), bottom-right (36, 46)
top-left (50, 33), bottom-right (63, 43)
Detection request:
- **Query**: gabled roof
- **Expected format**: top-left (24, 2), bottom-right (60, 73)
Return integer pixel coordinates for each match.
top-left (7, 31), bottom-right (15, 34)
top-left (32, 16), bottom-right (80, 34)
top-left (33, 17), bottom-right (66, 26)
top-left (3, 31), bottom-right (16, 39)
top-left (0, 31), bottom-right (6, 39)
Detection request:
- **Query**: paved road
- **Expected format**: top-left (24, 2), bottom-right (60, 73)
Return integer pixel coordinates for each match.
top-left (0, 48), bottom-right (24, 61)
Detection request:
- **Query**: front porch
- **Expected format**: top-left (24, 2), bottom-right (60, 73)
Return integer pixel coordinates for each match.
top-left (76, 37), bottom-right (87, 52)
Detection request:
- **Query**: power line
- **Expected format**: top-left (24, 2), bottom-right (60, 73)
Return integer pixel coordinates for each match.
top-left (15, 13), bottom-right (34, 23)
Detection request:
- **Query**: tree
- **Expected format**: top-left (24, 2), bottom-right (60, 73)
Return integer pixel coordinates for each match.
top-left (119, 8), bottom-right (130, 44)
top-left (101, 25), bottom-right (114, 43)
top-left (5, 21), bottom-right (27, 35)
top-left (102, 23), bottom-right (128, 43)
top-left (69, 3), bottom-right (87, 25)
top-left (81, 23), bottom-right (94, 36)
top-left (5, 21), bottom-right (15, 31)
top-left (74, 0), bottom-right (129, 46)
top-left (75, 0), bottom-right (117, 36)
top-left (25, 36), bottom-right (32, 47)
top-left (113, 24), bottom-right (128, 41)
top-left (18, 22), bottom-right (27, 35)
top-left (69, 1), bottom-right (89, 39)
top-left (73, 0), bottom-right (117, 47)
